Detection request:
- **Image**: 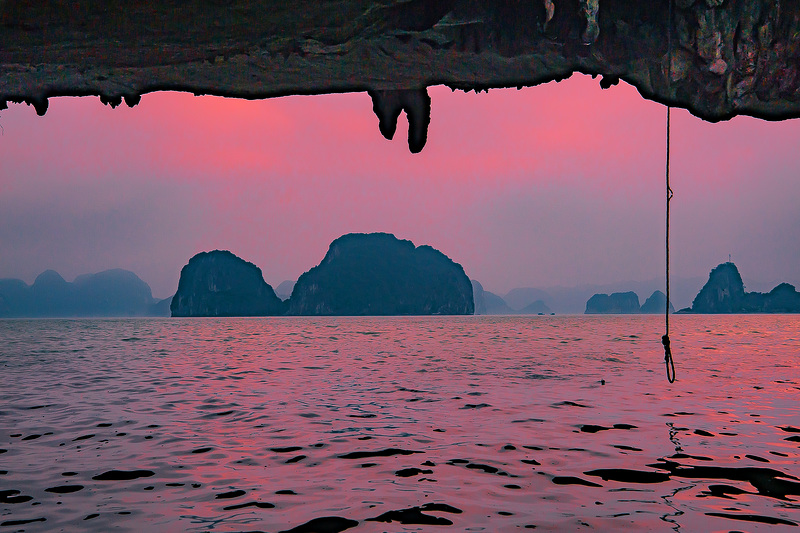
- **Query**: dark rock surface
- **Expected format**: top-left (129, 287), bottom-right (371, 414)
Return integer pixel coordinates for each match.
top-left (3, 1), bottom-right (800, 150)
top-left (585, 291), bottom-right (641, 314)
top-left (0, 269), bottom-right (158, 317)
top-left (640, 290), bottom-right (675, 314)
top-left (288, 233), bottom-right (473, 316)
top-left (171, 251), bottom-right (286, 317)
top-left (685, 262), bottom-right (800, 313)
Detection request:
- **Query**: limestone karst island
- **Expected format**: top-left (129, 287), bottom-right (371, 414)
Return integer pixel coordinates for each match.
top-left (172, 233), bottom-right (474, 317)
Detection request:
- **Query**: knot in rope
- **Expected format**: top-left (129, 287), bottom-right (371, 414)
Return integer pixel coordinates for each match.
top-left (662, 334), bottom-right (675, 383)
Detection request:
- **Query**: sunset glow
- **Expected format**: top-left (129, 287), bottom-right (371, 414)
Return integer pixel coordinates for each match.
top-left (1, 75), bottom-right (799, 302)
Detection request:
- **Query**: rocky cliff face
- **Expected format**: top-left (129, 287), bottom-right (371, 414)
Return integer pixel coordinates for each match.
top-left (3, 1), bottom-right (800, 152)
top-left (585, 291), bottom-right (641, 313)
top-left (171, 251), bottom-right (286, 317)
top-left (288, 233), bottom-right (473, 316)
top-left (687, 262), bottom-right (800, 313)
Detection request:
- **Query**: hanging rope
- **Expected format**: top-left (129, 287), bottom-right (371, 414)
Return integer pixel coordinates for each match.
top-left (663, 0), bottom-right (676, 383)
top-left (663, 104), bottom-right (675, 383)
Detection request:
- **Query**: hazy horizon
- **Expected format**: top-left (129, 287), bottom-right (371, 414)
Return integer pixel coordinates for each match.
top-left (2, 75), bottom-right (799, 299)
top-left (0, 258), bottom-right (787, 313)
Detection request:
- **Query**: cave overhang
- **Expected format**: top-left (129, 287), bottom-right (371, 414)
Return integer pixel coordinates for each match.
top-left (2, 0), bottom-right (799, 152)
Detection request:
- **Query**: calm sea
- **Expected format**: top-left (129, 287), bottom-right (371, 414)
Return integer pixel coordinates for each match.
top-left (1, 315), bottom-right (798, 532)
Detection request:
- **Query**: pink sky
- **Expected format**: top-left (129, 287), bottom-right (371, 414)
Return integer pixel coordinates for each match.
top-left (1, 74), bottom-right (799, 300)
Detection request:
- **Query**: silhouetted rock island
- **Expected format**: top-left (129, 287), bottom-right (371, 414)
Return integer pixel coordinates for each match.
top-left (171, 251), bottom-right (286, 317)
top-left (583, 289), bottom-right (675, 314)
top-left (640, 290), bottom-right (675, 314)
top-left (288, 233), bottom-right (473, 316)
top-left (585, 292), bottom-right (640, 314)
top-left (680, 262), bottom-right (800, 313)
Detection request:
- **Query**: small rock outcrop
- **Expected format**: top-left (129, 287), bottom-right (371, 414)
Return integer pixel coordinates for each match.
top-left (171, 251), bottom-right (286, 317)
top-left (640, 290), bottom-right (674, 314)
top-left (685, 262), bottom-right (800, 313)
top-left (585, 291), bottom-right (640, 314)
top-left (288, 233), bottom-right (473, 316)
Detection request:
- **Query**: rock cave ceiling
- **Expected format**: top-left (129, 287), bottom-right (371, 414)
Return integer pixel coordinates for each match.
top-left (1, 0), bottom-right (799, 152)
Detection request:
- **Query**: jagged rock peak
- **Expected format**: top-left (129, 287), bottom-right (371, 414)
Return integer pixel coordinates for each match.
top-left (690, 262), bottom-right (745, 313)
top-left (686, 262), bottom-right (800, 313)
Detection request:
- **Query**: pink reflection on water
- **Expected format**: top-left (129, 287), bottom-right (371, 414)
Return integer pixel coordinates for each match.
top-left (0, 315), bottom-right (798, 531)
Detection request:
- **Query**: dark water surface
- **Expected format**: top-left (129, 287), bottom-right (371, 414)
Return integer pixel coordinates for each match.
top-left (1, 315), bottom-right (798, 531)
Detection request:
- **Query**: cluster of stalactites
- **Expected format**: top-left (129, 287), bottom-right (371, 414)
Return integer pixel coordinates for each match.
top-left (369, 1), bottom-right (602, 153)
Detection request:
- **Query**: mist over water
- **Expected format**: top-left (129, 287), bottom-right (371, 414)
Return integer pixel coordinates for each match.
top-left (1, 316), bottom-right (798, 531)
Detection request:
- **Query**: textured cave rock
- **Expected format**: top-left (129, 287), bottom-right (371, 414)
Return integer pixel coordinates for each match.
top-left (2, 0), bottom-right (800, 151)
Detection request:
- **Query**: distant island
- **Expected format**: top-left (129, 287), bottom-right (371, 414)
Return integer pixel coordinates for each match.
top-left (173, 233), bottom-right (474, 317)
top-left (472, 281), bottom-right (552, 315)
top-left (678, 262), bottom-right (800, 313)
top-left (584, 290), bottom-right (674, 314)
top-left (8, 257), bottom-right (794, 319)
top-left (287, 233), bottom-right (473, 315)
top-left (170, 250), bottom-right (287, 317)
top-left (0, 269), bottom-right (170, 317)
top-left (274, 280), bottom-right (295, 301)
